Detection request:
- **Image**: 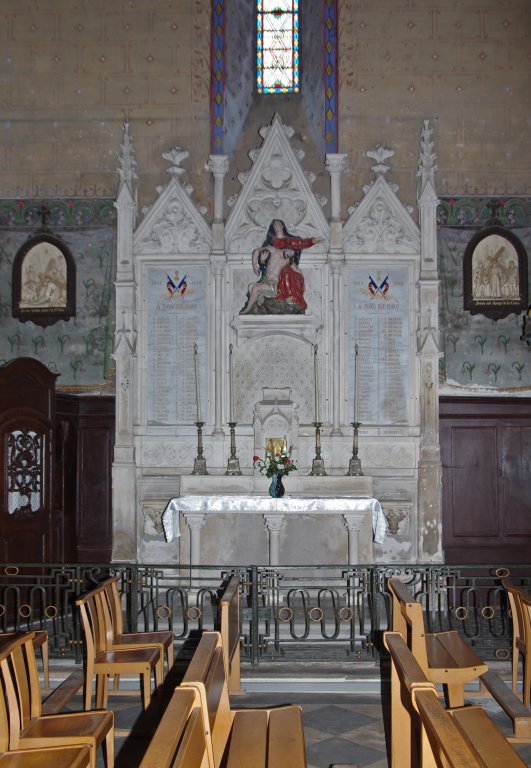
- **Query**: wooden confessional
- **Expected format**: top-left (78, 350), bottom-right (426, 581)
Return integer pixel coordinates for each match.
top-left (0, 358), bottom-right (114, 563)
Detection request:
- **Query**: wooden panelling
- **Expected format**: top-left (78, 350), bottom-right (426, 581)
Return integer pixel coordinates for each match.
top-left (56, 394), bottom-right (115, 563)
top-left (440, 396), bottom-right (531, 564)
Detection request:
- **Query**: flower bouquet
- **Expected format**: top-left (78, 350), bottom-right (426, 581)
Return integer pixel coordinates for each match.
top-left (253, 448), bottom-right (297, 478)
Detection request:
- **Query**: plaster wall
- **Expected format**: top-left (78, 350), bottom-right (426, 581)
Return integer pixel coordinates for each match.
top-left (0, 1), bottom-right (529, 216)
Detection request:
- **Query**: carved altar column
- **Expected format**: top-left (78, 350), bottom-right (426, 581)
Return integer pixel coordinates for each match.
top-left (263, 514), bottom-right (285, 565)
top-left (208, 155), bottom-right (228, 436)
top-left (343, 513), bottom-right (362, 564)
top-left (112, 122), bottom-right (138, 561)
top-left (182, 512), bottom-right (206, 565)
top-left (416, 121), bottom-right (443, 562)
top-left (326, 154), bottom-right (347, 435)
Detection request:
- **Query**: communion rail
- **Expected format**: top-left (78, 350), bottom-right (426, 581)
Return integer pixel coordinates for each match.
top-left (0, 562), bottom-right (529, 665)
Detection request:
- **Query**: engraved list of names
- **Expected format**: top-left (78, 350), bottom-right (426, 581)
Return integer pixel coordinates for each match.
top-left (147, 267), bottom-right (206, 425)
top-left (348, 266), bottom-right (410, 425)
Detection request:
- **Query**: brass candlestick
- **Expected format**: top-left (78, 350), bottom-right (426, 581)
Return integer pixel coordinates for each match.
top-left (346, 421), bottom-right (364, 476)
top-left (191, 421), bottom-right (208, 475)
top-left (225, 422), bottom-right (242, 475)
top-left (309, 422), bottom-right (327, 476)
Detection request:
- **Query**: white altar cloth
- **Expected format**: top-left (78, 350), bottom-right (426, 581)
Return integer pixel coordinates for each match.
top-left (162, 495), bottom-right (386, 545)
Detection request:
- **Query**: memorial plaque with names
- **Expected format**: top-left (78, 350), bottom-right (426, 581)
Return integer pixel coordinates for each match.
top-left (348, 266), bottom-right (410, 425)
top-left (147, 267), bottom-right (206, 425)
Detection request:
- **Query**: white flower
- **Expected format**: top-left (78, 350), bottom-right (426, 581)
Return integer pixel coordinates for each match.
top-left (277, 463), bottom-right (285, 470)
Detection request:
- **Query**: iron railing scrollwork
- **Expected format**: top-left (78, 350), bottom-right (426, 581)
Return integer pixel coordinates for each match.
top-left (0, 562), bottom-right (528, 665)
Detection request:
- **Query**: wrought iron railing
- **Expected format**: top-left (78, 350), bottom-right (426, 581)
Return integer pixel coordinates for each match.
top-left (0, 562), bottom-right (529, 665)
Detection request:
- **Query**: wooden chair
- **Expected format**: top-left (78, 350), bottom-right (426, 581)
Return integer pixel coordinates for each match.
top-left (388, 577), bottom-right (487, 707)
top-left (181, 631), bottom-right (307, 768)
top-left (0, 632), bottom-right (49, 691)
top-left (518, 589), bottom-right (531, 708)
top-left (0, 673), bottom-right (92, 768)
top-left (100, 576), bottom-right (173, 684)
top-left (502, 579), bottom-right (529, 702)
top-left (139, 686), bottom-right (212, 768)
top-left (0, 633), bottom-right (114, 768)
top-left (76, 588), bottom-right (162, 711)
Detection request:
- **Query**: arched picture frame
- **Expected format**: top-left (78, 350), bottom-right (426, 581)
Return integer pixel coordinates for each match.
top-left (12, 232), bottom-right (76, 327)
top-left (463, 225), bottom-right (528, 320)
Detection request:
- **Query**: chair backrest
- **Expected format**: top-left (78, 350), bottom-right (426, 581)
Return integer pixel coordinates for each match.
top-left (0, 632), bottom-right (42, 749)
top-left (106, 576), bottom-right (125, 635)
top-left (519, 590), bottom-right (531, 647)
top-left (502, 578), bottom-right (526, 646)
top-left (140, 686), bottom-right (212, 768)
top-left (181, 632), bottom-right (232, 767)
top-left (76, 587), bottom-right (110, 657)
top-left (387, 578), bottom-right (429, 673)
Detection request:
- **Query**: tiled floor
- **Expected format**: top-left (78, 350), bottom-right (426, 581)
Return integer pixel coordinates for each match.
top-left (54, 660), bottom-right (531, 768)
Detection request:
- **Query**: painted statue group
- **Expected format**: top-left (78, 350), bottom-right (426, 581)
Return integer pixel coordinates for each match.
top-left (240, 219), bottom-right (321, 315)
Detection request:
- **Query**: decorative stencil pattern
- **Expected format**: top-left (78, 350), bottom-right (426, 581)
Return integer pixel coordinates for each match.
top-left (437, 196), bottom-right (531, 391)
top-left (0, 198), bottom-right (116, 391)
top-left (233, 336), bottom-right (316, 424)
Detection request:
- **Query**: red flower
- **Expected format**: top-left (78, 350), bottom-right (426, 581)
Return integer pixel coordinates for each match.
top-left (285, 458), bottom-right (291, 465)
top-left (253, 455), bottom-right (260, 462)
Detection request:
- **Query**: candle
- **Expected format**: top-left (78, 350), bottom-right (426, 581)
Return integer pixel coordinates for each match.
top-left (229, 343), bottom-right (234, 423)
top-left (314, 344), bottom-right (320, 423)
top-left (194, 343), bottom-right (201, 422)
top-left (354, 343), bottom-right (359, 423)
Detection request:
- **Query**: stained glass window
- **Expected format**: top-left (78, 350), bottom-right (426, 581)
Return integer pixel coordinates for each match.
top-left (257, 0), bottom-right (299, 94)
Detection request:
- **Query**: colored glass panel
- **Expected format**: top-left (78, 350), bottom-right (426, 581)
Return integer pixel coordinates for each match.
top-left (257, 0), bottom-right (299, 93)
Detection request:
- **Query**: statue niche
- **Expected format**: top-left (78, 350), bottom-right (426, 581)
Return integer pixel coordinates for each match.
top-left (239, 219), bottom-right (321, 315)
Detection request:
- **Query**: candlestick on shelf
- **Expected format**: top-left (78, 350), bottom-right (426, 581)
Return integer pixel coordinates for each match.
top-left (354, 343), bottom-right (359, 423)
top-left (309, 422), bottom-right (327, 476)
top-left (194, 343), bottom-right (201, 422)
top-left (229, 343), bottom-right (234, 423)
top-left (313, 344), bottom-right (320, 423)
top-left (346, 421), bottom-right (364, 476)
top-left (225, 421), bottom-right (242, 475)
top-left (191, 421), bottom-right (208, 475)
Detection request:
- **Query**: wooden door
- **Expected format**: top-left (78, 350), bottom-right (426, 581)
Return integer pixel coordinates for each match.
top-left (0, 358), bottom-right (58, 562)
top-left (440, 397), bottom-right (531, 564)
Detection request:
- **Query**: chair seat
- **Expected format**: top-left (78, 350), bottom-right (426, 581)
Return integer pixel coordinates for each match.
top-left (0, 745), bottom-right (91, 768)
top-left (19, 711), bottom-right (113, 743)
top-left (94, 647), bottom-right (160, 670)
top-left (113, 631), bottom-right (173, 649)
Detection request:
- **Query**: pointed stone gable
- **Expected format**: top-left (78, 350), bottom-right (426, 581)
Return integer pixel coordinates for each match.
top-left (134, 176), bottom-right (211, 256)
top-left (225, 114), bottom-right (329, 255)
top-left (343, 174), bottom-right (420, 256)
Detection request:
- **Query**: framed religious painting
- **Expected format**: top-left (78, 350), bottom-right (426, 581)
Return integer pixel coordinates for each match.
top-left (12, 232), bottom-right (76, 327)
top-left (463, 225), bottom-right (528, 320)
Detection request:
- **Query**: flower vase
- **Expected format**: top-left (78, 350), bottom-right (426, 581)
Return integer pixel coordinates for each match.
top-left (268, 473), bottom-right (285, 498)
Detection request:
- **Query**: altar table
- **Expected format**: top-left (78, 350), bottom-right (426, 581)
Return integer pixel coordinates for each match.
top-left (162, 495), bottom-right (386, 565)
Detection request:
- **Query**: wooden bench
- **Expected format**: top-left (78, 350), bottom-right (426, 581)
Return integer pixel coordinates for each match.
top-left (218, 573), bottom-right (241, 693)
top-left (384, 630), bottom-right (527, 768)
top-left (139, 686), bottom-right (211, 768)
top-left (181, 631), bottom-right (307, 768)
top-left (388, 577), bottom-right (488, 707)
